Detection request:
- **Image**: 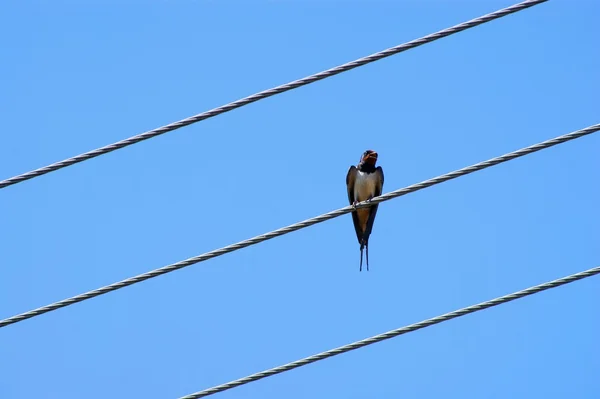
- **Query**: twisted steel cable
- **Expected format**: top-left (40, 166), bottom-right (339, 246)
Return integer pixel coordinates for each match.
top-left (0, 0), bottom-right (548, 190)
top-left (179, 265), bottom-right (600, 398)
top-left (0, 122), bottom-right (597, 329)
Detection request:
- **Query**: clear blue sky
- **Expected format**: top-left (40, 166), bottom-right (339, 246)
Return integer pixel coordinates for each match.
top-left (1, 1), bottom-right (598, 398)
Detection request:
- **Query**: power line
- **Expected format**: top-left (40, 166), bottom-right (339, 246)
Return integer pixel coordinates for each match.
top-left (0, 122), bottom-right (597, 329)
top-left (0, 0), bottom-right (548, 191)
top-left (178, 265), bottom-right (600, 399)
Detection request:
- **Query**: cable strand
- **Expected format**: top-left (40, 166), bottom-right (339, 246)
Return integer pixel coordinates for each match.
top-left (179, 265), bottom-right (600, 398)
top-left (0, 122), bottom-right (597, 329)
top-left (0, 0), bottom-right (548, 190)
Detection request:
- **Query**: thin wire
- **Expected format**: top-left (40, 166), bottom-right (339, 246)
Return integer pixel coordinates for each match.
top-left (0, 0), bottom-right (548, 191)
top-left (179, 265), bottom-right (600, 398)
top-left (0, 122), bottom-right (597, 329)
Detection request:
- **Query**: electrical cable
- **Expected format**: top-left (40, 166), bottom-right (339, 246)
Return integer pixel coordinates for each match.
top-left (179, 265), bottom-right (600, 398)
top-left (0, 122), bottom-right (597, 329)
top-left (0, 0), bottom-right (547, 190)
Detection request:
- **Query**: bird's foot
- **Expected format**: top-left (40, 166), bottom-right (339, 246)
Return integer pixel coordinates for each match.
top-left (352, 200), bottom-right (359, 209)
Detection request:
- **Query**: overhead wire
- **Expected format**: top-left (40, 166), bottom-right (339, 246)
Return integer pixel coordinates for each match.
top-left (0, 0), bottom-right (548, 191)
top-left (178, 265), bottom-right (600, 398)
top-left (1, 122), bottom-right (598, 329)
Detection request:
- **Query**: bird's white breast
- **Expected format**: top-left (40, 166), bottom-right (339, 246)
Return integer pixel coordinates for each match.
top-left (354, 170), bottom-right (378, 201)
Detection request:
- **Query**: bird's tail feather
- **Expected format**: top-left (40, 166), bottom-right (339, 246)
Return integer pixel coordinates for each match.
top-left (359, 239), bottom-right (369, 272)
top-left (359, 244), bottom-right (364, 272)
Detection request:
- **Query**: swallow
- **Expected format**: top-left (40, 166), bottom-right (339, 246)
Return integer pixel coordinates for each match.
top-left (346, 150), bottom-right (384, 271)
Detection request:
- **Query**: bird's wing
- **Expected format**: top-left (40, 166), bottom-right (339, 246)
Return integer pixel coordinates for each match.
top-left (376, 165), bottom-right (384, 189)
top-left (363, 166), bottom-right (384, 243)
top-left (346, 166), bottom-right (362, 244)
top-left (346, 165), bottom-right (357, 203)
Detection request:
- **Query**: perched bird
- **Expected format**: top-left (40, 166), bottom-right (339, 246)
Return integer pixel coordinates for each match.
top-left (346, 150), bottom-right (384, 271)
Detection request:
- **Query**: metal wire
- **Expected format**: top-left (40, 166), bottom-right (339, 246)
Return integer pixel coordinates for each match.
top-left (179, 265), bottom-right (600, 398)
top-left (0, 0), bottom-right (548, 190)
top-left (0, 122), bottom-right (597, 329)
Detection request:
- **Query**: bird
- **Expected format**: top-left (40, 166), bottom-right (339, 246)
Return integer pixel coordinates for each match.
top-left (346, 150), bottom-right (384, 271)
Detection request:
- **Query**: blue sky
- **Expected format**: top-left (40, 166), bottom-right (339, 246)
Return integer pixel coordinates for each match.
top-left (1, 1), bottom-right (598, 398)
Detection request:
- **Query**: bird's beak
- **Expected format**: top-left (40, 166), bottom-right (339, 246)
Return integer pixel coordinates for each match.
top-left (366, 152), bottom-right (378, 161)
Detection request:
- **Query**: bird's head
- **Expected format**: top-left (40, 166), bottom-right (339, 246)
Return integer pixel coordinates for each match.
top-left (360, 150), bottom-right (378, 166)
